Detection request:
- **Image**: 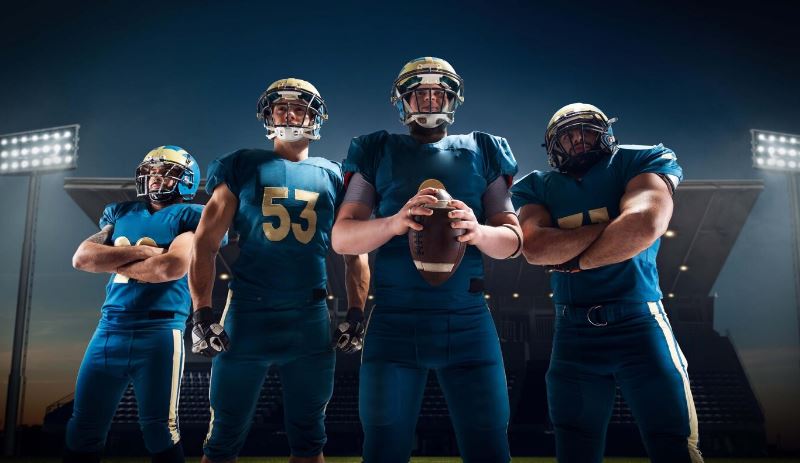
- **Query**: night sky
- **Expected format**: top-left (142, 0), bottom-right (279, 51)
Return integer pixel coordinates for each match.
top-left (1, 0), bottom-right (799, 450)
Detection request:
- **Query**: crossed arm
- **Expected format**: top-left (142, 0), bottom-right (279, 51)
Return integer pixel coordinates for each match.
top-left (519, 173), bottom-right (674, 269)
top-left (72, 225), bottom-right (163, 273)
top-left (116, 231), bottom-right (195, 283)
top-left (72, 224), bottom-right (195, 283)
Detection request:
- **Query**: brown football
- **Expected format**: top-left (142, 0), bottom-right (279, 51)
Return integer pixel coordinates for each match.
top-left (408, 189), bottom-right (467, 286)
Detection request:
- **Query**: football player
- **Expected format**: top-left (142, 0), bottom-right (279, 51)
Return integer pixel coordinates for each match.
top-left (331, 57), bottom-right (522, 463)
top-left (511, 103), bottom-right (702, 462)
top-left (66, 146), bottom-right (207, 463)
top-left (189, 78), bottom-right (369, 463)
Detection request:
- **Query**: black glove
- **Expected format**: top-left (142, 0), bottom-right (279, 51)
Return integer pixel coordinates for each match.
top-left (191, 307), bottom-right (230, 357)
top-left (546, 253), bottom-right (583, 273)
top-left (336, 307), bottom-right (365, 354)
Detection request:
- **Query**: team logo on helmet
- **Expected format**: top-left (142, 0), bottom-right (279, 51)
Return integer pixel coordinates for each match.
top-left (256, 78), bottom-right (328, 142)
top-left (545, 103), bottom-right (618, 174)
top-left (391, 57), bottom-right (464, 129)
top-left (135, 145), bottom-right (200, 202)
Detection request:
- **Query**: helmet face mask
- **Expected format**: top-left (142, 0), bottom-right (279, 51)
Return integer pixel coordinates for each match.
top-left (257, 79), bottom-right (328, 142)
top-left (391, 57), bottom-right (464, 129)
top-left (545, 103), bottom-right (618, 174)
top-left (135, 146), bottom-right (200, 203)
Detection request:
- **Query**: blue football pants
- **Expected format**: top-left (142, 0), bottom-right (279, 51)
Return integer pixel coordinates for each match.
top-left (65, 325), bottom-right (185, 454)
top-left (359, 305), bottom-right (510, 463)
top-left (203, 297), bottom-right (335, 461)
top-left (547, 300), bottom-right (703, 463)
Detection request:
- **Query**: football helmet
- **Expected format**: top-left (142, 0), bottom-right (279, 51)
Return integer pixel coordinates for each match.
top-left (391, 57), bottom-right (464, 128)
top-left (135, 145), bottom-right (200, 202)
top-left (256, 78), bottom-right (328, 142)
top-left (545, 103), bottom-right (618, 173)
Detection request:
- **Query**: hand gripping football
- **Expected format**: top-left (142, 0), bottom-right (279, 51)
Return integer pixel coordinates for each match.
top-left (408, 189), bottom-right (467, 286)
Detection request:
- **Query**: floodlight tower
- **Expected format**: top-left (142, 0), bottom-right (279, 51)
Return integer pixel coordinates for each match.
top-left (750, 129), bottom-right (800, 354)
top-left (0, 125), bottom-right (80, 456)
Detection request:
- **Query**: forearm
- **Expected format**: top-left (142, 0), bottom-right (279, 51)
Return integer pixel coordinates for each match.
top-left (522, 223), bottom-right (606, 265)
top-left (117, 255), bottom-right (182, 283)
top-left (522, 224), bottom-right (607, 265)
top-left (73, 242), bottom-right (157, 273)
top-left (332, 216), bottom-right (397, 255)
top-left (344, 254), bottom-right (370, 310)
top-left (189, 245), bottom-right (217, 310)
top-left (475, 224), bottom-right (521, 260)
top-left (580, 211), bottom-right (661, 269)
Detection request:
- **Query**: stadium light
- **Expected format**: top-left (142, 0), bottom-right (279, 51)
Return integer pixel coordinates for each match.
top-left (2, 125), bottom-right (80, 456)
top-left (751, 128), bottom-right (800, 369)
top-left (751, 129), bottom-right (800, 173)
top-left (0, 125), bottom-right (79, 176)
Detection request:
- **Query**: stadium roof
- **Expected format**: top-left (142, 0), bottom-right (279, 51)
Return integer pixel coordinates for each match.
top-left (64, 178), bottom-right (763, 307)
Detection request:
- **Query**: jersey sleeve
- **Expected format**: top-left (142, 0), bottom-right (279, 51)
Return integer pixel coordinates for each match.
top-left (477, 132), bottom-right (518, 186)
top-left (622, 144), bottom-right (684, 189)
top-left (343, 131), bottom-right (387, 186)
top-left (179, 204), bottom-right (203, 233)
top-left (510, 171), bottom-right (547, 211)
top-left (98, 203), bottom-right (119, 229)
top-left (206, 151), bottom-right (242, 196)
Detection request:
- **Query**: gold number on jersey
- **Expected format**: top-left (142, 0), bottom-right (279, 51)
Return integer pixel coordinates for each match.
top-left (261, 187), bottom-right (319, 243)
top-left (262, 187), bottom-right (291, 241)
top-left (557, 207), bottom-right (610, 229)
top-left (292, 189), bottom-right (319, 244)
top-left (588, 207), bottom-right (609, 224)
top-left (112, 236), bottom-right (132, 283)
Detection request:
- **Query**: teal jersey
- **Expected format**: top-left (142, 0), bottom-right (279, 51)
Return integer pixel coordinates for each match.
top-left (511, 144), bottom-right (683, 305)
top-left (99, 201), bottom-right (203, 323)
top-left (206, 149), bottom-right (344, 308)
top-left (344, 130), bottom-right (518, 310)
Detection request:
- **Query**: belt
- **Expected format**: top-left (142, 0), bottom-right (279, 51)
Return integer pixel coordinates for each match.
top-left (555, 302), bottom-right (655, 327)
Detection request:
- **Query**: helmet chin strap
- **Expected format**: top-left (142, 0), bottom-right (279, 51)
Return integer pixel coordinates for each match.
top-left (266, 125), bottom-right (319, 142)
top-left (406, 112), bottom-right (451, 129)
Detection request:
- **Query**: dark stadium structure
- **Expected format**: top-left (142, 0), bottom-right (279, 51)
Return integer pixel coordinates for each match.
top-left (43, 178), bottom-right (767, 457)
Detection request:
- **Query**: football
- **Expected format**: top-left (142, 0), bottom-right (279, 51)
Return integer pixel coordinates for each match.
top-left (408, 189), bottom-right (467, 286)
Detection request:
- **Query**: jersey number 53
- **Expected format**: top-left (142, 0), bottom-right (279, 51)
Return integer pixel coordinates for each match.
top-left (262, 187), bottom-right (319, 244)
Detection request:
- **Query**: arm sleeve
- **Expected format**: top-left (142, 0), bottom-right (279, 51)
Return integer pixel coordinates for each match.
top-left (510, 172), bottom-right (546, 211)
top-left (98, 203), bottom-right (118, 229)
top-left (623, 144), bottom-right (684, 191)
top-left (342, 173), bottom-right (377, 211)
top-left (205, 152), bottom-right (240, 196)
top-left (482, 176), bottom-right (514, 219)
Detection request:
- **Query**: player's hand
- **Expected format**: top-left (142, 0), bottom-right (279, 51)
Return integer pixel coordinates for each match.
top-left (448, 199), bottom-right (483, 245)
top-left (135, 237), bottom-right (166, 258)
top-left (191, 306), bottom-right (230, 357)
top-left (389, 187), bottom-right (439, 236)
top-left (336, 307), bottom-right (365, 354)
